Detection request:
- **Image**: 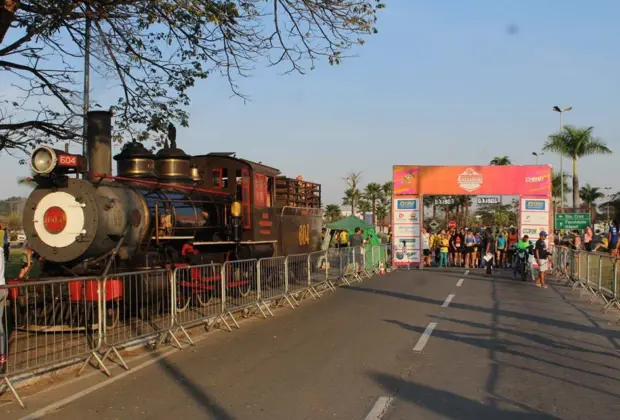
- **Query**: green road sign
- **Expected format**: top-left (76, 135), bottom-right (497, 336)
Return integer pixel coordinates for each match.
top-left (555, 213), bottom-right (591, 230)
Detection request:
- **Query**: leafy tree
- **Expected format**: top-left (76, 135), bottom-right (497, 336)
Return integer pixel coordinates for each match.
top-left (357, 199), bottom-right (371, 215)
top-left (490, 156), bottom-right (511, 165)
top-left (579, 184), bottom-right (604, 222)
top-left (0, 1), bottom-right (385, 154)
top-left (375, 202), bottom-right (388, 232)
top-left (551, 170), bottom-right (571, 206)
top-left (324, 204), bottom-right (342, 223)
top-left (543, 126), bottom-right (612, 210)
top-left (363, 182), bottom-right (382, 226)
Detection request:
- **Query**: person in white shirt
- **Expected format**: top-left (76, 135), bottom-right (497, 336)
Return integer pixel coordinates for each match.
top-left (0, 246), bottom-right (7, 367)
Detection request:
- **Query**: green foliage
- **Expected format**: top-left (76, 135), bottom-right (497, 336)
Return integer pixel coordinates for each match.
top-left (324, 204), bottom-right (342, 223)
top-left (0, 1), bottom-right (385, 153)
top-left (489, 156), bottom-right (511, 165)
top-left (544, 125), bottom-right (612, 209)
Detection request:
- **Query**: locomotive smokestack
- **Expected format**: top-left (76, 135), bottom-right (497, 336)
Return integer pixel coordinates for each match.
top-left (86, 110), bottom-right (113, 180)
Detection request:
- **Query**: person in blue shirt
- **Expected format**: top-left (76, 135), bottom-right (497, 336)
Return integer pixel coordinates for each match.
top-left (608, 220), bottom-right (619, 257)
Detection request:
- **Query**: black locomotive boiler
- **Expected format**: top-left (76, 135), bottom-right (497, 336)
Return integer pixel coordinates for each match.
top-left (11, 110), bottom-right (323, 329)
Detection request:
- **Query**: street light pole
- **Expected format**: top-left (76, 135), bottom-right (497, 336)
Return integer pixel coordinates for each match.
top-left (552, 105), bottom-right (572, 213)
top-left (605, 187), bottom-right (612, 222)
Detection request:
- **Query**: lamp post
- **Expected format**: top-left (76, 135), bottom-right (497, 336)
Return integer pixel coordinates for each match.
top-left (605, 187), bottom-right (612, 222)
top-left (552, 105), bottom-right (572, 212)
top-left (532, 152), bottom-right (544, 165)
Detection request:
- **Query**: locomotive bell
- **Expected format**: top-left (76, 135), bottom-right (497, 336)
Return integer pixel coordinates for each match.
top-left (190, 165), bottom-right (202, 183)
top-left (113, 141), bottom-right (156, 180)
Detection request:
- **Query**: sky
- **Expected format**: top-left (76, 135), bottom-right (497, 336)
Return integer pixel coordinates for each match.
top-left (1, 0), bottom-right (619, 206)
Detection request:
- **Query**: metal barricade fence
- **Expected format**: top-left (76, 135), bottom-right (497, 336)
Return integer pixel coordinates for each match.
top-left (308, 251), bottom-right (335, 293)
top-left (1, 277), bottom-right (101, 408)
top-left (172, 263), bottom-right (224, 342)
top-left (1, 248), bottom-right (383, 409)
top-left (100, 269), bottom-right (175, 370)
top-left (221, 259), bottom-right (259, 327)
top-left (257, 256), bottom-right (295, 309)
top-left (326, 248), bottom-right (344, 283)
top-left (287, 253), bottom-right (319, 302)
top-left (555, 246), bottom-right (620, 315)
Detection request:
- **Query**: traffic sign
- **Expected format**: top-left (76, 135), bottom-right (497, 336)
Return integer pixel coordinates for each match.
top-left (448, 220), bottom-right (457, 229)
top-left (429, 220), bottom-right (439, 230)
top-left (555, 213), bottom-right (591, 230)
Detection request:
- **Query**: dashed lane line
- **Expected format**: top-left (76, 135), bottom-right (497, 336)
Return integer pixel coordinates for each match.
top-left (464, 270), bottom-right (470, 276)
top-left (413, 322), bottom-right (438, 352)
top-left (456, 278), bottom-right (464, 287)
top-left (364, 396), bottom-right (393, 420)
top-left (441, 293), bottom-right (455, 308)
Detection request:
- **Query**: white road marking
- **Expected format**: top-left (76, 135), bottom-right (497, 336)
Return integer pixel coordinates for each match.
top-left (464, 270), bottom-right (470, 276)
top-left (413, 322), bottom-right (438, 352)
top-left (441, 294), bottom-right (455, 308)
top-left (364, 396), bottom-right (393, 420)
top-left (456, 278), bottom-right (464, 287)
top-left (18, 349), bottom-right (179, 420)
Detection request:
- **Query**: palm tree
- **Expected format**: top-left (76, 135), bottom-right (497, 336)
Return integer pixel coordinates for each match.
top-left (364, 182), bottom-right (383, 226)
top-left (375, 203), bottom-right (388, 232)
top-left (490, 156), bottom-right (512, 165)
top-left (343, 172), bottom-right (362, 215)
top-left (357, 199), bottom-right (371, 218)
top-left (489, 157), bottom-right (511, 205)
top-left (543, 126), bottom-right (612, 210)
top-left (551, 170), bottom-right (571, 207)
top-left (579, 184), bottom-right (604, 223)
top-left (324, 204), bottom-right (342, 223)
top-left (342, 188), bottom-right (357, 215)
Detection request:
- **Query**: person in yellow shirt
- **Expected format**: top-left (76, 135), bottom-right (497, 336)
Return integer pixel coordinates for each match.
top-left (439, 229), bottom-right (449, 267)
top-left (339, 230), bottom-right (348, 248)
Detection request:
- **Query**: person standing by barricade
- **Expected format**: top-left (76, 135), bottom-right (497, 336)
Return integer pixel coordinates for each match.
top-left (0, 245), bottom-right (7, 369)
top-left (348, 227), bottom-right (364, 274)
top-left (534, 231), bottom-right (550, 288)
top-left (0, 225), bottom-right (7, 262)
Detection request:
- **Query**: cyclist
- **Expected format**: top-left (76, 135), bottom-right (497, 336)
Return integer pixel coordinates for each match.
top-left (512, 235), bottom-right (530, 278)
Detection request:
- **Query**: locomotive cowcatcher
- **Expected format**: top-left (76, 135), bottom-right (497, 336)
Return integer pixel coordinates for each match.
top-left (10, 110), bottom-right (323, 330)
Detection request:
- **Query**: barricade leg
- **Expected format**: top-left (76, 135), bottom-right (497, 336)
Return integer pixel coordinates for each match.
top-left (1, 377), bottom-right (25, 409)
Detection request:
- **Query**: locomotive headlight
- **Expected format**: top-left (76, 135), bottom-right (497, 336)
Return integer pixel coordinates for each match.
top-left (30, 146), bottom-right (57, 174)
top-left (231, 201), bottom-right (242, 217)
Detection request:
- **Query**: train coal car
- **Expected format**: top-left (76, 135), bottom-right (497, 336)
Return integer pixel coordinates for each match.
top-left (11, 110), bottom-right (323, 330)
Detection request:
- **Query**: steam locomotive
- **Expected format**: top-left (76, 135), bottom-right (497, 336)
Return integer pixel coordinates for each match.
top-left (11, 111), bottom-right (323, 329)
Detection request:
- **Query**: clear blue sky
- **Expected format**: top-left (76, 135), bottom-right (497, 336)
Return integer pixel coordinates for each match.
top-left (1, 0), bottom-right (619, 206)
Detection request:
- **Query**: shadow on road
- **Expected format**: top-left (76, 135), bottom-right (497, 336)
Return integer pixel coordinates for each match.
top-left (156, 356), bottom-right (235, 420)
top-left (368, 371), bottom-right (559, 419)
top-left (343, 284), bottom-right (620, 342)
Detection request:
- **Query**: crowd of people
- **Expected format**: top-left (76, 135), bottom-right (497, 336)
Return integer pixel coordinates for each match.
top-left (420, 226), bottom-right (552, 287)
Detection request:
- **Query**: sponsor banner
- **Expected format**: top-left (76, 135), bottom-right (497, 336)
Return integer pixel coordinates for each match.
top-left (393, 165), bottom-right (551, 196)
top-left (521, 212), bottom-right (549, 225)
top-left (394, 211), bottom-right (419, 223)
top-left (392, 248), bottom-right (421, 265)
top-left (394, 237), bottom-right (419, 250)
top-left (392, 195), bottom-right (422, 267)
top-left (520, 225), bottom-right (548, 238)
top-left (521, 199), bottom-right (549, 212)
top-left (395, 198), bottom-right (418, 210)
top-left (394, 224), bottom-right (421, 237)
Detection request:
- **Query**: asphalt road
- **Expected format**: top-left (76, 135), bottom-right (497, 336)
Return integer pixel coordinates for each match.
top-left (6, 267), bottom-right (620, 419)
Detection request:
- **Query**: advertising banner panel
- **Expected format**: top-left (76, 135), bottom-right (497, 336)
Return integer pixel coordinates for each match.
top-left (393, 165), bottom-right (551, 196)
top-left (392, 196), bottom-right (421, 266)
top-left (520, 197), bottom-right (550, 245)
